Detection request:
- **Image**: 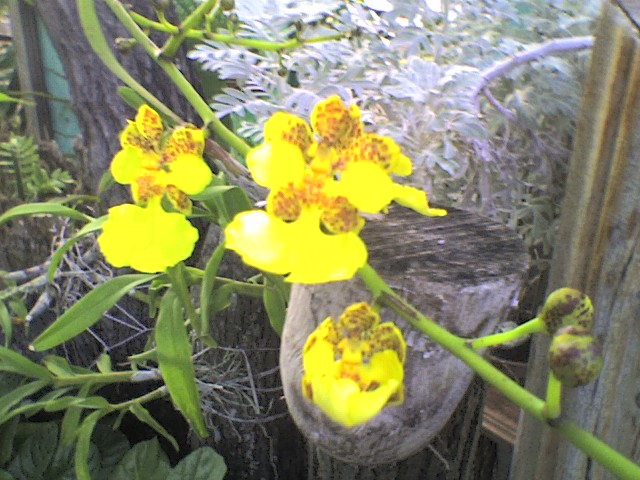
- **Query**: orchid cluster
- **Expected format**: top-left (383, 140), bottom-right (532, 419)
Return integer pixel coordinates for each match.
top-left (224, 95), bottom-right (446, 284)
top-left (97, 98), bottom-right (444, 428)
top-left (98, 105), bottom-right (213, 273)
top-left (302, 302), bottom-right (406, 427)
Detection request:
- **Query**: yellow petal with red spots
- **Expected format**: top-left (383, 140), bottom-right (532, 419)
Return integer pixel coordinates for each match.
top-left (311, 95), bottom-right (363, 149)
top-left (264, 112), bottom-right (315, 153)
top-left (98, 198), bottom-right (199, 273)
top-left (134, 104), bottom-right (163, 145)
top-left (162, 127), bottom-right (205, 164)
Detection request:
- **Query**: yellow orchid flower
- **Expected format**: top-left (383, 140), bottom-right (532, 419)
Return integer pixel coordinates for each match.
top-left (301, 303), bottom-right (406, 427)
top-left (225, 96), bottom-right (445, 283)
top-left (110, 105), bottom-right (213, 213)
top-left (97, 197), bottom-right (199, 273)
top-left (98, 105), bottom-right (212, 273)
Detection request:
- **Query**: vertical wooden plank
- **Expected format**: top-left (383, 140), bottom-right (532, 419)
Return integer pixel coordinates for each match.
top-left (512, 2), bottom-right (640, 478)
top-left (8, 0), bottom-right (51, 141)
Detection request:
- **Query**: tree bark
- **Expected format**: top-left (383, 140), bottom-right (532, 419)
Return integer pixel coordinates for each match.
top-left (32, 0), bottom-right (197, 206)
top-left (512, 2), bottom-right (640, 478)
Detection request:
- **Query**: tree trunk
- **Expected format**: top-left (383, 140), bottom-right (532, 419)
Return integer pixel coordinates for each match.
top-left (32, 0), bottom-right (197, 206)
top-left (512, 1), bottom-right (640, 478)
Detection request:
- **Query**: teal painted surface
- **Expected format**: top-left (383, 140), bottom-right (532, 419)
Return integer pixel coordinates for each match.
top-left (36, 17), bottom-right (80, 156)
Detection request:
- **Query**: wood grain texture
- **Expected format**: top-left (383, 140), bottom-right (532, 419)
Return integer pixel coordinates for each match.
top-left (512, 3), bottom-right (640, 479)
top-left (281, 206), bottom-right (528, 468)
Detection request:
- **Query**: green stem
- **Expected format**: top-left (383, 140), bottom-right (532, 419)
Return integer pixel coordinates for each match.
top-left (543, 373), bottom-right (562, 420)
top-left (469, 317), bottom-right (544, 350)
top-left (108, 386), bottom-right (168, 410)
top-left (358, 265), bottom-right (640, 480)
top-left (52, 369), bottom-right (160, 387)
top-left (130, 10), bottom-right (349, 51)
top-left (159, 0), bottom-right (219, 59)
top-left (76, 0), bottom-right (180, 123)
top-left (105, 0), bottom-right (251, 156)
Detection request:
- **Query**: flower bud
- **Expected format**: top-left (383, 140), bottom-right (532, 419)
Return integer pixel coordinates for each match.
top-left (151, 0), bottom-right (172, 11)
top-left (548, 325), bottom-right (603, 387)
top-left (540, 288), bottom-right (593, 335)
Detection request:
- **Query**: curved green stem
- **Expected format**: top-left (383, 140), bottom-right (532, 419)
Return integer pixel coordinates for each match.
top-left (543, 373), bottom-right (562, 420)
top-left (130, 10), bottom-right (350, 51)
top-left (358, 263), bottom-right (640, 480)
top-left (469, 317), bottom-right (544, 349)
top-left (104, 0), bottom-right (250, 156)
top-left (159, 0), bottom-right (219, 59)
top-left (76, 0), bottom-right (180, 123)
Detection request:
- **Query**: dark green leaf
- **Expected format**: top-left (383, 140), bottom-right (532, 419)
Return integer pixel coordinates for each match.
top-left (0, 469), bottom-right (15, 480)
top-left (92, 422), bottom-right (130, 479)
top-left (263, 280), bottom-right (287, 336)
top-left (31, 274), bottom-right (157, 351)
top-left (7, 422), bottom-right (57, 480)
top-left (0, 380), bottom-right (50, 421)
top-left (167, 447), bottom-right (227, 480)
top-left (111, 438), bottom-right (170, 480)
top-left (0, 417), bottom-right (19, 465)
top-left (155, 291), bottom-right (208, 438)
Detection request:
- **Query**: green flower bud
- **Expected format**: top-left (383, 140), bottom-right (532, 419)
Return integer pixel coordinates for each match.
top-left (540, 288), bottom-right (593, 335)
top-left (151, 0), bottom-right (172, 11)
top-left (548, 326), bottom-right (603, 387)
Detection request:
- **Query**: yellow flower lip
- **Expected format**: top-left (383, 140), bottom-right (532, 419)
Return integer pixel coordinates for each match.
top-left (301, 303), bottom-right (406, 427)
top-left (97, 198), bottom-right (199, 273)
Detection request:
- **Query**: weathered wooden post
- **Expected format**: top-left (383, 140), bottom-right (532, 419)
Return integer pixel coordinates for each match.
top-left (281, 206), bottom-right (528, 478)
top-left (512, 1), bottom-right (640, 478)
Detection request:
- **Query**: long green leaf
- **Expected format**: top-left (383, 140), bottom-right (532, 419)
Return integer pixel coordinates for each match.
top-left (0, 346), bottom-right (52, 380)
top-left (199, 240), bottom-right (226, 343)
top-left (47, 215), bottom-right (107, 281)
top-left (155, 290), bottom-right (207, 438)
top-left (30, 274), bottom-right (156, 351)
top-left (75, 410), bottom-right (106, 480)
top-left (0, 203), bottom-right (93, 228)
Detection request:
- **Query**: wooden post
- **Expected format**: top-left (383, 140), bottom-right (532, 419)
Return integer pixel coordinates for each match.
top-left (512, 1), bottom-right (640, 478)
top-left (281, 206), bottom-right (528, 478)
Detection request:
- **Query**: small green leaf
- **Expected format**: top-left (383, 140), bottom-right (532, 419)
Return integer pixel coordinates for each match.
top-left (0, 346), bottom-right (51, 380)
top-left (207, 283), bottom-right (235, 317)
top-left (43, 396), bottom-right (109, 413)
top-left (0, 302), bottom-right (12, 347)
top-left (263, 281), bottom-right (287, 337)
top-left (167, 447), bottom-right (227, 480)
top-left (96, 353), bottom-right (112, 373)
top-left (128, 403), bottom-right (178, 451)
top-left (0, 203), bottom-right (93, 229)
top-left (111, 438), bottom-right (170, 480)
top-left (200, 240), bottom-right (226, 343)
top-left (42, 355), bottom-right (75, 377)
top-left (155, 290), bottom-right (208, 438)
top-left (47, 216), bottom-right (107, 280)
top-left (30, 274), bottom-right (157, 351)
top-left (92, 422), bottom-right (129, 478)
top-left (59, 383), bottom-right (92, 447)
